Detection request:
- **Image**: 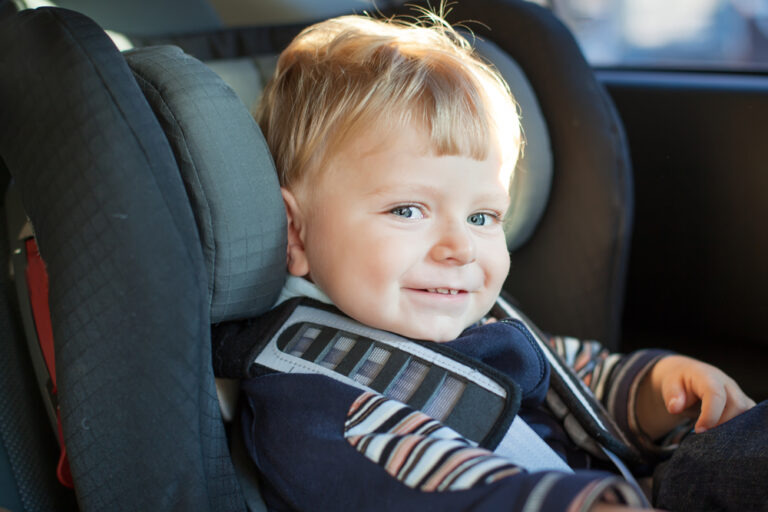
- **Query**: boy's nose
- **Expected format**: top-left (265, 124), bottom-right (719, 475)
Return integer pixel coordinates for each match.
top-left (430, 222), bottom-right (476, 265)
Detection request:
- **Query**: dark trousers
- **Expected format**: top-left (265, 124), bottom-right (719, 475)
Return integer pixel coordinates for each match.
top-left (653, 401), bottom-right (768, 511)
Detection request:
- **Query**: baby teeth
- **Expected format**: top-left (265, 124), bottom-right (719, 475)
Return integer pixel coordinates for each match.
top-left (427, 288), bottom-right (458, 295)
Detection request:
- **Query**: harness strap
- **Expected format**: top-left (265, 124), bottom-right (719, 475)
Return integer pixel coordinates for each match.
top-left (493, 295), bottom-right (645, 466)
top-left (23, 238), bottom-right (73, 488)
top-left (24, 239), bottom-right (55, 384)
top-left (248, 299), bottom-right (520, 449)
top-left (219, 296), bottom-right (649, 483)
top-left (494, 295), bottom-right (650, 505)
top-left (238, 298), bottom-right (574, 472)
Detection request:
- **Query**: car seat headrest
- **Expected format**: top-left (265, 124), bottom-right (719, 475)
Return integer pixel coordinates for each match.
top-left (118, 14), bottom-right (553, 319)
top-left (183, 32), bottom-right (552, 253)
top-left (471, 38), bottom-right (553, 252)
top-left (125, 46), bottom-right (287, 323)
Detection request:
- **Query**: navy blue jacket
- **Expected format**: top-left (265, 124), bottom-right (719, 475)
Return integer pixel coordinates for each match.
top-left (239, 318), bottom-right (654, 511)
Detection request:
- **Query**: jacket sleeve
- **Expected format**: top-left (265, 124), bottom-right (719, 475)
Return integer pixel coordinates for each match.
top-left (240, 373), bottom-right (647, 511)
top-left (546, 335), bottom-right (678, 452)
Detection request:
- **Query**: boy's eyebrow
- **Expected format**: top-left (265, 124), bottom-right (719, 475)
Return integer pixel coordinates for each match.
top-left (363, 183), bottom-right (438, 198)
top-left (364, 183), bottom-right (511, 206)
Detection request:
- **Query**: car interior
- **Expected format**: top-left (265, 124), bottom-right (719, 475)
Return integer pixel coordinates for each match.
top-left (0, 0), bottom-right (766, 510)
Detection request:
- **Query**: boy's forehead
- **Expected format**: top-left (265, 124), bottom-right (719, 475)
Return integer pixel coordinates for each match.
top-left (334, 121), bottom-right (502, 165)
top-left (343, 136), bottom-right (508, 190)
top-left (293, 122), bottom-right (513, 201)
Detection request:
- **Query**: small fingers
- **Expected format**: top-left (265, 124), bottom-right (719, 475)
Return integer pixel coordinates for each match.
top-left (717, 382), bottom-right (756, 424)
top-left (652, 356), bottom-right (756, 436)
top-left (693, 378), bottom-right (727, 433)
top-left (661, 378), bottom-right (687, 415)
top-left (694, 377), bottom-right (755, 433)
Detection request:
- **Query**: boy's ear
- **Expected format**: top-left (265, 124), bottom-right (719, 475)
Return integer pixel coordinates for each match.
top-left (281, 187), bottom-right (311, 277)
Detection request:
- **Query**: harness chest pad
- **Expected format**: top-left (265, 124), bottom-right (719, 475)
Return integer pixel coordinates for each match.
top-left (212, 297), bottom-right (521, 449)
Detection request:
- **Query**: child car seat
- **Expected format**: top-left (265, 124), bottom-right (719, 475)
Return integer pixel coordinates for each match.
top-left (0, 7), bottom-right (281, 510)
top-left (0, 1), bottom-right (633, 510)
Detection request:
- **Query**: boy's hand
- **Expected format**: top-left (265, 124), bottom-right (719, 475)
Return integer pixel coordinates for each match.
top-left (636, 355), bottom-right (755, 440)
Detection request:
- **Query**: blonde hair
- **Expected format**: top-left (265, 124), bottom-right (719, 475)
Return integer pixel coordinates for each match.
top-left (255, 12), bottom-right (521, 191)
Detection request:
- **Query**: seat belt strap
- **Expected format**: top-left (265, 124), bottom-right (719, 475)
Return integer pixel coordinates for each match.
top-left (239, 299), bottom-right (574, 472)
top-left (493, 295), bottom-right (645, 466)
top-left (248, 301), bottom-right (519, 449)
top-left (494, 295), bottom-right (649, 502)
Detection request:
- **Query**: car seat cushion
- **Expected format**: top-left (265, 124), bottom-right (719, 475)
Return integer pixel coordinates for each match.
top-left (471, 37), bottom-right (553, 251)
top-left (1, 8), bottom-right (245, 509)
top-left (125, 46), bottom-right (287, 322)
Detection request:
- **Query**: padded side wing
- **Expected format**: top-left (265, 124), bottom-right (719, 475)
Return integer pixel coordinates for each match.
top-left (0, 8), bottom-right (244, 511)
top-left (124, 45), bottom-right (286, 323)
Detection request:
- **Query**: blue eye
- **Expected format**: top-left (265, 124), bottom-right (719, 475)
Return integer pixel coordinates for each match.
top-left (467, 213), bottom-right (488, 226)
top-left (391, 205), bottom-right (424, 219)
top-left (467, 213), bottom-right (491, 226)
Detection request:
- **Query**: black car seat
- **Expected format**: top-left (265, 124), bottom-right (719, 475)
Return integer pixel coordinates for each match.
top-left (0, 2), bottom-right (633, 510)
top-left (0, 7), bottom-right (277, 510)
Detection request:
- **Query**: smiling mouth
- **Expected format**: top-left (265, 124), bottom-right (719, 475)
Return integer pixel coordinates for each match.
top-left (409, 288), bottom-right (470, 296)
top-left (405, 288), bottom-right (472, 309)
top-left (426, 288), bottom-right (461, 295)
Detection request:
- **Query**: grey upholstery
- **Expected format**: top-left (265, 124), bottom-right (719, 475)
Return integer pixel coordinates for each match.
top-left (126, 46), bottom-right (286, 323)
top-left (472, 37), bottom-right (553, 251)
top-left (48, 0), bottom-right (223, 35)
top-left (0, 8), bottom-right (244, 510)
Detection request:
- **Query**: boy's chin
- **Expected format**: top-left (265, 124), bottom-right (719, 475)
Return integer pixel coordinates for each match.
top-left (390, 322), bottom-right (467, 343)
top-left (348, 309), bottom-right (477, 343)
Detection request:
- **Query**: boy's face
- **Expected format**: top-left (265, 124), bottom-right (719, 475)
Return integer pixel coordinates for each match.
top-left (283, 125), bottom-right (512, 342)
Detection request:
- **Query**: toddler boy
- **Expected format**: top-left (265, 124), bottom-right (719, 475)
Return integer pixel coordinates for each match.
top-left (235, 12), bottom-right (755, 511)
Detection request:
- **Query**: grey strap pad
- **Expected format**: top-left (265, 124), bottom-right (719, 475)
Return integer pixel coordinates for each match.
top-left (224, 298), bottom-right (520, 449)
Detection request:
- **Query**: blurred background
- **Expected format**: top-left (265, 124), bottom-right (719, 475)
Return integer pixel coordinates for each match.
top-left (530, 0), bottom-right (768, 70)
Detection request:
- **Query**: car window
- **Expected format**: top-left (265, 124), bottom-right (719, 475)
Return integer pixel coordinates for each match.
top-left (528, 0), bottom-right (768, 71)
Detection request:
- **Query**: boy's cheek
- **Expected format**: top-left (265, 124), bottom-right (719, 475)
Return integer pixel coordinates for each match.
top-left (485, 239), bottom-right (511, 289)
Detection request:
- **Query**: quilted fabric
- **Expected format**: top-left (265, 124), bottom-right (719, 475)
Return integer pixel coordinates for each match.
top-left (125, 46), bottom-right (286, 324)
top-left (472, 37), bottom-right (553, 252)
top-left (0, 8), bottom-right (243, 511)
